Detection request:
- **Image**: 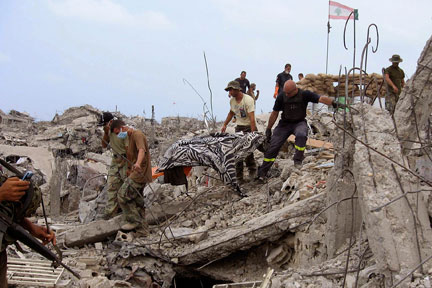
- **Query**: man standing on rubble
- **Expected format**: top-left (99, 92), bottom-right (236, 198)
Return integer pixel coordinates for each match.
top-left (274, 64), bottom-right (293, 98)
top-left (256, 80), bottom-right (346, 182)
top-left (221, 80), bottom-right (258, 183)
top-left (235, 71), bottom-right (250, 93)
top-left (110, 120), bottom-right (152, 231)
top-left (384, 54), bottom-right (405, 114)
top-left (99, 112), bottom-right (128, 220)
top-left (0, 177), bottom-right (56, 287)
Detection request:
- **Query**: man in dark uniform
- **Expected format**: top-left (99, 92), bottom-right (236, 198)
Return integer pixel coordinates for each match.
top-left (235, 71), bottom-right (250, 93)
top-left (256, 80), bottom-right (345, 181)
top-left (274, 64), bottom-right (293, 98)
top-left (384, 54), bottom-right (405, 114)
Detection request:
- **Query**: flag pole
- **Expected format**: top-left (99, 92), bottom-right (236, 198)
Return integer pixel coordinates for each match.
top-left (325, 0), bottom-right (331, 74)
top-left (351, 11), bottom-right (356, 104)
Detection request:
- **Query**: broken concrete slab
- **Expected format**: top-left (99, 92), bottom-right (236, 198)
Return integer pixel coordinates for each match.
top-left (64, 215), bottom-right (125, 247)
top-left (351, 104), bottom-right (432, 279)
top-left (0, 144), bottom-right (55, 182)
top-left (172, 193), bottom-right (325, 265)
top-left (395, 35), bottom-right (432, 154)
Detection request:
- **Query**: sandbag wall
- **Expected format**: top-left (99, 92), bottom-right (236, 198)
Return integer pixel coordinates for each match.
top-left (297, 73), bottom-right (385, 98)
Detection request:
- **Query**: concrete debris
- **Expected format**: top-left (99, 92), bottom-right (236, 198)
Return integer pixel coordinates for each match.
top-left (1, 36), bottom-right (432, 287)
top-left (64, 215), bottom-right (125, 247)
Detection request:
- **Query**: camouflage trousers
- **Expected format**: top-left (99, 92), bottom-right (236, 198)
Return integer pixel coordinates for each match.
top-left (118, 177), bottom-right (146, 227)
top-left (385, 91), bottom-right (399, 115)
top-left (105, 157), bottom-right (127, 217)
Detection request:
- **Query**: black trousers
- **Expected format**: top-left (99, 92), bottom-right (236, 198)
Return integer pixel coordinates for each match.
top-left (0, 250), bottom-right (7, 288)
top-left (257, 120), bottom-right (308, 177)
top-left (235, 125), bottom-right (257, 179)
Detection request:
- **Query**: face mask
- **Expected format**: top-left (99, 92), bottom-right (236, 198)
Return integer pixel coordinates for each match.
top-left (117, 131), bottom-right (127, 139)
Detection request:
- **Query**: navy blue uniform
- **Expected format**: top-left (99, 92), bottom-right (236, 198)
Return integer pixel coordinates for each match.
top-left (258, 89), bottom-right (320, 177)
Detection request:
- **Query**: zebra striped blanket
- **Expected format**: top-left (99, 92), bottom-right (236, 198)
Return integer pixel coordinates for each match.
top-left (157, 132), bottom-right (265, 192)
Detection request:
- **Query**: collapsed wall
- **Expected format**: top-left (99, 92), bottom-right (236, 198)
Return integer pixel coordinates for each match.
top-left (394, 35), bottom-right (432, 154)
top-left (325, 34), bottom-right (432, 286)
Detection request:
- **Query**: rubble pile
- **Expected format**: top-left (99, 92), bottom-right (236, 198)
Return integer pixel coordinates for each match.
top-left (297, 73), bottom-right (385, 98)
top-left (0, 36), bottom-right (431, 288)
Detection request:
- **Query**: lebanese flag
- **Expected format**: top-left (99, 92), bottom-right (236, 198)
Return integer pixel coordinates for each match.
top-left (329, 1), bottom-right (357, 20)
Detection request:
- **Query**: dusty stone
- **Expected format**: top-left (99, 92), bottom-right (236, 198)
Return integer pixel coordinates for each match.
top-left (65, 215), bottom-right (124, 247)
top-left (175, 193), bottom-right (325, 265)
top-left (395, 35), bottom-right (432, 154)
top-left (0, 144), bottom-right (55, 182)
top-left (351, 104), bottom-right (432, 277)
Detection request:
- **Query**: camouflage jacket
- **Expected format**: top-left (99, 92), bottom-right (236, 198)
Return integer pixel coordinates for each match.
top-left (0, 175), bottom-right (41, 251)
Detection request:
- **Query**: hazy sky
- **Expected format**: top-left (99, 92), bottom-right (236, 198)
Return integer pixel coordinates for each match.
top-left (1, 0), bottom-right (431, 122)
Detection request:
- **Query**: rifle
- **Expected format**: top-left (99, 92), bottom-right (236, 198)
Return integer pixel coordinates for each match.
top-left (0, 158), bottom-right (80, 279)
top-left (0, 205), bottom-right (81, 279)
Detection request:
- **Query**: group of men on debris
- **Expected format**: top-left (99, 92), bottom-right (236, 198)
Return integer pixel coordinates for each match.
top-left (222, 55), bottom-right (405, 183)
top-left (222, 64), bottom-right (346, 184)
top-left (0, 54), bottom-right (405, 287)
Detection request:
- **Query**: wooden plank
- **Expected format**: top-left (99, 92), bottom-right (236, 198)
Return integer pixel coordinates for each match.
top-left (7, 257), bottom-right (64, 287)
top-left (8, 265), bottom-right (61, 271)
top-left (7, 280), bottom-right (54, 287)
top-left (10, 276), bottom-right (60, 281)
top-left (8, 259), bottom-right (55, 265)
top-left (287, 135), bottom-right (333, 150)
top-left (8, 271), bottom-right (58, 277)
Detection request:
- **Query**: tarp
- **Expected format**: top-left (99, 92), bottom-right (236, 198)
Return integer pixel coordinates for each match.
top-left (157, 132), bottom-right (265, 194)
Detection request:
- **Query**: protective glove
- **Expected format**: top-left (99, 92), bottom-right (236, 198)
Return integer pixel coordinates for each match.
top-left (332, 100), bottom-right (347, 110)
top-left (265, 128), bottom-right (272, 142)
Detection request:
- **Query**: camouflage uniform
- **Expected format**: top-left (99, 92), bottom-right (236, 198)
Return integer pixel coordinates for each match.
top-left (385, 62), bottom-right (405, 114)
top-left (0, 175), bottom-right (41, 287)
top-left (104, 132), bottom-right (128, 217)
top-left (118, 130), bottom-right (152, 229)
top-left (118, 178), bottom-right (145, 226)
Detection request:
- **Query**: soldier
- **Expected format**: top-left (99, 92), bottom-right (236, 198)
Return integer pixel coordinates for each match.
top-left (110, 120), bottom-right (152, 231)
top-left (99, 112), bottom-right (128, 219)
top-left (384, 54), bottom-right (405, 114)
top-left (0, 177), bottom-right (56, 287)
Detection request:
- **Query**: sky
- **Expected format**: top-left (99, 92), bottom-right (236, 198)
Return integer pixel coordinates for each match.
top-left (0, 0), bottom-right (431, 122)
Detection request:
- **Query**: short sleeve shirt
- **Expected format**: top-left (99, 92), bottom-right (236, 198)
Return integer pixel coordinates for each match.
top-left (273, 89), bottom-right (320, 111)
top-left (276, 72), bottom-right (293, 88)
top-left (385, 65), bottom-right (405, 95)
top-left (230, 94), bottom-right (255, 126)
top-left (235, 78), bottom-right (250, 93)
top-left (109, 131), bottom-right (128, 155)
top-left (127, 130), bottom-right (152, 184)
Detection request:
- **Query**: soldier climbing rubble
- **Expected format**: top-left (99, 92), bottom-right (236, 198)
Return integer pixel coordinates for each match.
top-left (99, 112), bottom-right (128, 220)
top-left (110, 120), bottom-right (152, 232)
top-left (256, 80), bottom-right (347, 183)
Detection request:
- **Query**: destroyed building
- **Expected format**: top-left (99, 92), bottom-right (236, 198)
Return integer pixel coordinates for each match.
top-left (0, 36), bottom-right (431, 288)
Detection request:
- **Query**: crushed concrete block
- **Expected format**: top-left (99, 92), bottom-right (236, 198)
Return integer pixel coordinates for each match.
top-left (95, 242), bottom-right (103, 250)
top-left (115, 231), bottom-right (134, 243)
top-left (65, 215), bottom-right (124, 247)
top-left (175, 193), bottom-right (325, 265)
